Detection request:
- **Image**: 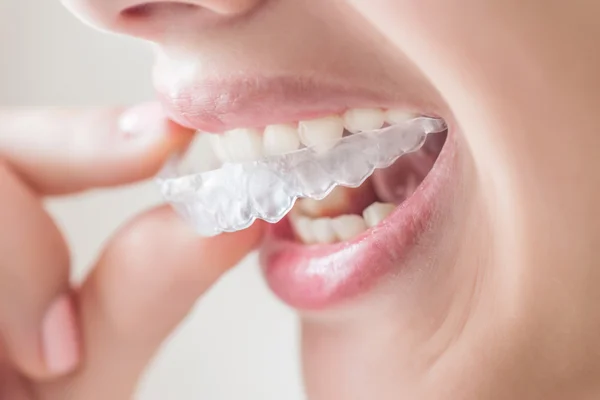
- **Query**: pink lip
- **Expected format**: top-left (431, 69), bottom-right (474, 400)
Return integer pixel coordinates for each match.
top-left (156, 75), bottom-right (429, 132)
top-left (260, 128), bottom-right (457, 310)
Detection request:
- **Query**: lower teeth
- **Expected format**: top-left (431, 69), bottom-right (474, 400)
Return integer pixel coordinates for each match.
top-left (290, 201), bottom-right (395, 245)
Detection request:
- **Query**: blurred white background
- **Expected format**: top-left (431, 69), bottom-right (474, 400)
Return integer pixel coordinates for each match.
top-left (0, 1), bottom-right (303, 399)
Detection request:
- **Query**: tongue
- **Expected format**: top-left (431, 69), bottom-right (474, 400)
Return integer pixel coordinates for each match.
top-left (372, 133), bottom-right (445, 204)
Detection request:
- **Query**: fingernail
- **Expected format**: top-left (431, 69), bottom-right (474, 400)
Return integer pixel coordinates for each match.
top-left (118, 102), bottom-right (167, 142)
top-left (42, 294), bottom-right (80, 375)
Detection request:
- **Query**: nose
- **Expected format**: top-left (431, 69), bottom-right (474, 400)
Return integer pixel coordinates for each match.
top-left (61, 0), bottom-right (262, 40)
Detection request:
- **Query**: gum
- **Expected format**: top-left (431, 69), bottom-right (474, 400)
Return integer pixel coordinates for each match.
top-left (157, 117), bottom-right (447, 236)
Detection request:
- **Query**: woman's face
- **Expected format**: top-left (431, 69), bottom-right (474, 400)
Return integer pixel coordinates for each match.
top-left (61, 0), bottom-right (600, 398)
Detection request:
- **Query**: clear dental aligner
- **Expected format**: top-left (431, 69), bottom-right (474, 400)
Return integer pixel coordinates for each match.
top-left (157, 117), bottom-right (447, 236)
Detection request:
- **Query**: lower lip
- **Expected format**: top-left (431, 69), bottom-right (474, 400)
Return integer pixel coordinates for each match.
top-left (259, 127), bottom-right (458, 310)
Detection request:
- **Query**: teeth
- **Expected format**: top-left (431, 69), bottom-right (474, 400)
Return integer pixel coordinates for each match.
top-left (311, 218), bottom-right (337, 244)
top-left (223, 128), bottom-right (264, 162)
top-left (291, 202), bottom-right (396, 244)
top-left (331, 215), bottom-right (368, 241)
top-left (263, 124), bottom-right (301, 156)
top-left (298, 115), bottom-right (344, 152)
top-left (296, 181), bottom-right (377, 218)
top-left (203, 108), bottom-right (420, 166)
top-left (180, 134), bottom-right (220, 173)
top-left (292, 216), bottom-right (317, 244)
top-left (362, 202), bottom-right (396, 228)
top-left (296, 186), bottom-right (351, 218)
top-left (207, 133), bottom-right (232, 162)
top-left (385, 109), bottom-right (418, 125)
top-left (343, 108), bottom-right (385, 133)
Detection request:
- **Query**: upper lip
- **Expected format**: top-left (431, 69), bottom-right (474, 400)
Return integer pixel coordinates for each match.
top-left (155, 74), bottom-right (432, 133)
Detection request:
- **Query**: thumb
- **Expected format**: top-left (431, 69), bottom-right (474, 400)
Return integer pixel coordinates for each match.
top-left (36, 207), bottom-right (266, 399)
top-left (0, 102), bottom-right (193, 195)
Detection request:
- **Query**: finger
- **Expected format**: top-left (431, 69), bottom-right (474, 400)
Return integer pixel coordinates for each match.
top-left (0, 102), bottom-right (193, 380)
top-left (0, 102), bottom-right (193, 195)
top-left (0, 163), bottom-right (76, 380)
top-left (36, 208), bottom-right (265, 399)
top-left (0, 344), bottom-right (35, 400)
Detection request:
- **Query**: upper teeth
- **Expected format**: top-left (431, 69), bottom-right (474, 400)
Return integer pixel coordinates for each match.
top-left (207, 133), bottom-right (232, 162)
top-left (343, 108), bottom-right (385, 133)
top-left (202, 107), bottom-right (416, 163)
top-left (298, 115), bottom-right (345, 153)
top-left (385, 109), bottom-right (418, 125)
top-left (224, 128), bottom-right (264, 162)
top-left (263, 124), bottom-right (301, 156)
top-left (179, 134), bottom-right (221, 173)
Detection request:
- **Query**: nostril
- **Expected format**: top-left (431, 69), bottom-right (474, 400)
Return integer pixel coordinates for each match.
top-left (121, 2), bottom-right (199, 20)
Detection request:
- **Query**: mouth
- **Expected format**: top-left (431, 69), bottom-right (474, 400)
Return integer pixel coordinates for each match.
top-left (158, 79), bottom-right (454, 311)
top-left (260, 115), bottom-right (453, 311)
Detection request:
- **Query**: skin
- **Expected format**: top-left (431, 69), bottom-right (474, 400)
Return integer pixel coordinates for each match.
top-left (2, 0), bottom-right (600, 398)
top-left (0, 106), bottom-right (265, 398)
top-left (342, 2), bottom-right (600, 398)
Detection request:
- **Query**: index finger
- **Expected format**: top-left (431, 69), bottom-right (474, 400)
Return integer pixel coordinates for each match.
top-left (0, 102), bottom-right (193, 195)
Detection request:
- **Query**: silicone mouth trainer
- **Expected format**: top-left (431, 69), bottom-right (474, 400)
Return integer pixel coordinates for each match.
top-left (157, 117), bottom-right (447, 236)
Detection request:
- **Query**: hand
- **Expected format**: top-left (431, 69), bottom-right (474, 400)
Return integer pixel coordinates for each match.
top-left (0, 103), bottom-right (264, 399)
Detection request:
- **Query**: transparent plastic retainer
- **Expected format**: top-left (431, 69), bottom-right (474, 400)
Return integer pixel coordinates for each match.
top-left (157, 117), bottom-right (447, 236)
